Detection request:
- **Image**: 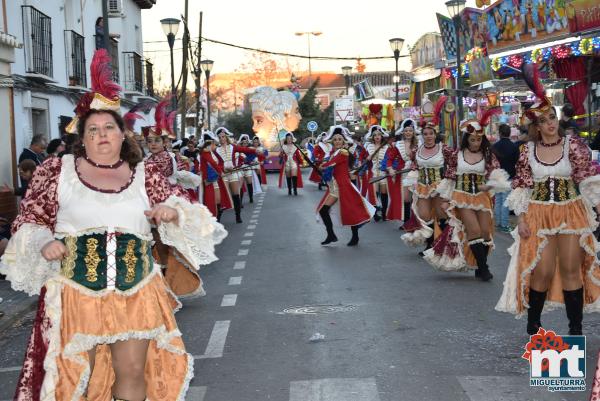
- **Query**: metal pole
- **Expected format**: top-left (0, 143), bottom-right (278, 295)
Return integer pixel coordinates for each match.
top-left (180, 0), bottom-right (189, 139)
top-left (205, 71), bottom-right (211, 130)
top-left (168, 34), bottom-right (176, 128)
top-left (195, 12), bottom-right (203, 132)
top-left (101, 0), bottom-right (110, 50)
top-left (307, 34), bottom-right (312, 87)
top-left (454, 16), bottom-right (464, 145)
top-left (394, 50), bottom-right (399, 108)
top-left (345, 75), bottom-right (349, 96)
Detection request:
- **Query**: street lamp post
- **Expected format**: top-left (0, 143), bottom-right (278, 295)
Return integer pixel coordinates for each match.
top-left (342, 65), bottom-right (352, 96)
top-left (295, 31), bottom-right (322, 87)
top-left (200, 59), bottom-right (214, 130)
top-left (160, 18), bottom-right (180, 136)
top-left (389, 38), bottom-right (405, 113)
top-left (446, 0), bottom-right (466, 128)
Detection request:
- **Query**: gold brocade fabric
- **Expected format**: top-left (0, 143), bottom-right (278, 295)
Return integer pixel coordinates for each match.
top-left (455, 173), bottom-right (486, 194)
top-left (418, 167), bottom-right (443, 186)
top-left (531, 177), bottom-right (579, 202)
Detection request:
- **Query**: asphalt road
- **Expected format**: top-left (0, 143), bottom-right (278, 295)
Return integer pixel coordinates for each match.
top-left (0, 172), bottom-right (598, 401)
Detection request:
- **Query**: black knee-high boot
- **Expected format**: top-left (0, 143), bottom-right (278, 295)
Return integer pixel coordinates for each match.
top-left (403, 202), bottom-right (411, 221)
top-left (380, 193), bottom-right (388, 221)
top-left (247, 183), bottom-right (254, 203)
top-left (319, 205), bottom-right (337, 245)
top-left (232, 194), bottom-right (242, 223)
top-left (469, 240), bottom-right (493, 281)
top-left (438, 218), bottom-right (448, 232)
top-left (216, 203), bottom-right (222, 222)
top-left (240, 189), bottom-right (244, 206)
top-left (286, 177), bottom-right (292, 195)
top-left (527, 288), bottom-right (547, 335)
top-left (347, 225), bottom-right (360, 246)
top-left (292, 176), bottom-right (298, 196)
top-left (563, 287), bottom-right (584, 335)
top-left (419, 221), bottom-right (435, 256)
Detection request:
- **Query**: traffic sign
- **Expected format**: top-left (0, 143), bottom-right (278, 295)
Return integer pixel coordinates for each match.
top-left (307, 120), bottom-right (318, 133)
top-left (334, 96), bottom-right (354, 122)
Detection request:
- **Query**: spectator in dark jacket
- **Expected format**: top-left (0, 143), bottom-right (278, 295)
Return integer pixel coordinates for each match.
top-left (18, 134), bottom-right (47, 189)
top-left (559, 103), bottom-right (578, 132)
top-left (492, 124), bottom-right (519, 232)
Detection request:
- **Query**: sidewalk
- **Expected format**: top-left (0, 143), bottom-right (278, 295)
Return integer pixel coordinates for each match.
top-left (0, 280), bottom-right (37, 335)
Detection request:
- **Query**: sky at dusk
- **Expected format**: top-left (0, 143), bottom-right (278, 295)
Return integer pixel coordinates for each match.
top-left (142, 0), bottom-right (479, 89)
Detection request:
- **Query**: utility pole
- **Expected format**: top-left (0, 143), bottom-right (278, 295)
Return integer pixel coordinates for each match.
top-left (179, 0), bottom-right (189, 139)
top-left (195, 12), bottom-right (203, 133)
top-left (101, 0), bottom-right (110, 50)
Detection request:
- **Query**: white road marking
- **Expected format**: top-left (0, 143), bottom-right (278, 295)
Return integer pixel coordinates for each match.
top-left (241, 240), bottom-right (252, 246)
top-left (244, 232), bottom-right (254, 237)
top-left (289, 378), bottom-right (381, 401)
top-left (249, 219), bottom-right (258, 223)
top-left (0, 366), bottom-right (20, 373)
top-left (194, 320), bottom-right (230, 359)
top-left (247, 224), bottom-right (257, 230)
top-left (457, 376), bottom-right (569, 401)
top-left (233, 261), bottom-right (246, 270)
top-left (237, 249), bottom-right (249, 256)
top-left (228, 276), bottom-right (242, 285)
top-left (186, 385), bottom-right (207, 400)
top-left (221, 294), bottom-right (238, 307)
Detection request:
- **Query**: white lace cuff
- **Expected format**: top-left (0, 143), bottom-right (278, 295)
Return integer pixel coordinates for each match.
top-left (0, 223), bottom-right (60, 296)
top-left (403, 170), bottom-right (418, 187)
top-left (487, 169), bottom-right (511, 195)
top-left (505, 187), bottom-right (531, 215)
top-left (157, 195), bottom-right (228, 268)
top-left (435, 178), bottom-right (454, 200)
top-left (174, 170), bottom-right (202, 190)
top-left (579, 175), bottom-right (600, 207)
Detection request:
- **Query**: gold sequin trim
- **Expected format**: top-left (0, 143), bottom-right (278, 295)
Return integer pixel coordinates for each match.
top-left (141, 240), bottom-right (150, 278)
top-left (123, 239), bottom-right (138, 283)
top-left (61, 236), bottom-right (77, 279)
top-left (84, 238), bottom-right (100, 282)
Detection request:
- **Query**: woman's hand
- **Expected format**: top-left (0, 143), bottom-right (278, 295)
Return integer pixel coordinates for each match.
top-left (145, 205), bottom-right (179, 225)
top-left (479, 184), bottom-right (491, 192)
top-left (41, 240), bottom-right (68, 261)
top-left (518, 220), bottom-right (531, 239)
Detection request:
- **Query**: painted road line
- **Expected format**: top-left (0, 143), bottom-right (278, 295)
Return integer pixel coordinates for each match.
top-left (233, 261), bottom-right (246, 270)
top-left (289, 378), bottom-right (381, 401)
top-left (241, 240), bottom-right (252, 246)
top-left (244, 232), bottom-right (254, 237)
top-left (228, 276), bottom-right (242, 285)
top-left (237, 249), bottom-right (249, 256)
top-left (457, 376), bottom-right (568, 401)
top-left (221, 294), bottom-right (238, 307)
top-left (247, 224), bottom-right (257, 230)
top-left (186, 386), bottom-right (207, 401)
top-left (195, 320), bottom-right (230, 359)
top-left (249, 219), bottom-right (258, 224)
top-left (0, 366), bottom-right (21, 373)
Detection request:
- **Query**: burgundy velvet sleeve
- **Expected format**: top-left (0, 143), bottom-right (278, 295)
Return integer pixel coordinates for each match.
top-left (512, 143), bottom-right (533, 189)
top-left (12, 157), bottom-right (62, 234)
top-left (568, 135), bottom-right (597, 185)
top-left (485, 152), bottom-right (501, 180)
top-left (144, 162), bottom-right (191, 206)
top-left (443, 146), bottom-right (458, 180)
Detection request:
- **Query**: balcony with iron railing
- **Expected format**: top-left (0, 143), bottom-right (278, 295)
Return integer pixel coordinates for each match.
top-left (145, 59), bottom-right (154, 97)
top-left (64, 30), bottom-right (86, 87)
top-left (123, 51), bottom-right (143, 93)
top-left (22, 5), bottom-right (53, 78)
top-left (94, 35), bottom-right (120, 84)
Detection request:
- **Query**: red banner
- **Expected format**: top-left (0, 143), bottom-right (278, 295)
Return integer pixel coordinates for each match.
top-left (568, 0), bottom-right (600, 33)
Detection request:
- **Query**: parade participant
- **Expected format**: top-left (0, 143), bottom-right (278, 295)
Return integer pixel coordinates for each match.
top-left (382, 124), bottom-right (414, 225)
top-left (214, 127), bottom-right (257, 223)
top-left (278, 132), bottom-right (304, 196)
top-left (496, 64), bottom-right (600, 335)
top-left (199, 131), bottom-right (232, 220)
top-left (252, 136), bottom-right (268, 187)
top-left (364, 125), bottom-right (390, 221)
top-left (394, 119), bottom-right (419, 228)
top-left (0, 49), bottom-right (227, 401)
top-left (423, 109), bottom-right (510, 280)
top-left (316, 126), bottom-right (375, 246)
top-left (401, 98), bottom-right (452, 255)
top-left (237, 134), bottom-right (262, 204)
top-left (309, 132), bottom-right (331, 190)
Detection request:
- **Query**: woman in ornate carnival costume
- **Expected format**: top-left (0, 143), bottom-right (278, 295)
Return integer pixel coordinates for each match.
top-left (251, 136), bottom-right (268, 188)
top-left (364, 125), bottom-right (390, 221)
top-left (214, 127), bottom-right (257, 223)
top-left (0, 49), bottom-right (227, 401)
top-left (389, 119), bottom-right (419, 229)
top-left (199, 131), bottom-right (232, 221)
top-left (316, 126), bottom-right (375, 246)
top-left (401, 99), bottom-right (452, 256)
top-left (236, 134), bottom-right (262, 205)
top-left (279, 132), bottom-right (304, 196)
top-left (309, 132), bottom-right (331, 190)
top-left (423, 109), bottom-right (510, 280)
top-left (496, 64), bottom-right (600, 336)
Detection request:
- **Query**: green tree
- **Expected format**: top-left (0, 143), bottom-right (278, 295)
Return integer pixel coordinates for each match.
top-left (221, 109), bottom-right (254, 136)
top-left (296, 78), bottom-right (329, 140)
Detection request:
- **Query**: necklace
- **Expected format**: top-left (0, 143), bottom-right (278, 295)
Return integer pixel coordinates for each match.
top-left (424, 142), bottom-right (437, 149)
top-left (84, 155), bottom-right (124, 169)
top-left (539, 137), bottom-right (562, 147)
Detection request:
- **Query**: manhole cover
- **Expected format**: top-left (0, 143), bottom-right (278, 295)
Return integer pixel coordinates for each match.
top-left (280, 304), bottom-right (357, 315)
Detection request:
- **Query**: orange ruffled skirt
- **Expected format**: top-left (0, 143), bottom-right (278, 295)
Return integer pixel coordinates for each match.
top-left (496, 198), bottom-right (600, 315)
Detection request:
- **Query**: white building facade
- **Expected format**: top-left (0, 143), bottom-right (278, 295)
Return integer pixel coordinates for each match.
top-left (4, 0), bottom-right (156, 179)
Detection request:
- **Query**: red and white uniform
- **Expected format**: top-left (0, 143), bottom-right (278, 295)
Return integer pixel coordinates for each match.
top-left (199, 149), bottom-right (232, 216)
top-left (215, 144), bottom-right (257, 182)
top-left (278, 144), bottom-right (304, 188)
top-left (365, 142), bottom-right (388, 206)
top-left (316, 148), bottom-right (375, 226)
top-left (309, 142), bottom-right (331, 183)
top-left (383, 144), bottom-right (407, 221)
